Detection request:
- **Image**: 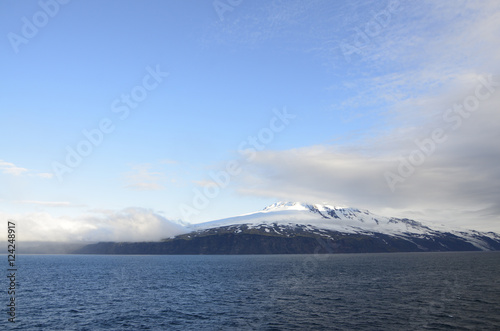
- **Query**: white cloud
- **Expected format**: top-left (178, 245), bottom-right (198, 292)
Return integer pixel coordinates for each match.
top-left (193, 179), bottom-right (218, 188)
top-left (0, 160), bottom-right (28, 176)
top-left (35, 172), bottom-right (54, 179)
top-left (14, 200), bottom-right (84, 208)
top-left (0, 159), bottom-right (54, 179)
top-left (124, 164), bottom-right (165, 191)
top-left (1, 208), bottom-right (187, 242)
top-left (232, 81), bottom-right (500, 232)
top-left (160, 159), bottom-right (178, 165)
top-left (330, 1), bottom-right (500, 130)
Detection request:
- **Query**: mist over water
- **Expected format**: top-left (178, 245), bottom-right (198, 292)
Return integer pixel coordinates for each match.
top-left (2, 252), bottom-right (499, 330)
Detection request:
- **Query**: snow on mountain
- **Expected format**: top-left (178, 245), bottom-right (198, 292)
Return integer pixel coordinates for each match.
top-left (75, 202), bottom-right (500, 254)
top-left (193, 201), bottom-right (427, 236)
top-left (190, 201), bottom-right (500, 251)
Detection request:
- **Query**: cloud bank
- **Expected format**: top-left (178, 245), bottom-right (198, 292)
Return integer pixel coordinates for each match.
top-left (1, 208), bottom-right (187, 242)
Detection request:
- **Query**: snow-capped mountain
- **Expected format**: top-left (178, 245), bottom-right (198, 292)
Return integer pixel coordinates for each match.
top-left (74, 202), bottom-right (500, 254)
top-left (192, 201), bottom-right (422, 236)
top-left (186, 201), bottom-right (500, 251)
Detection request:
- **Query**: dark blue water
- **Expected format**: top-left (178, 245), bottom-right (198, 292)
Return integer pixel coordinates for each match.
top-left (2, 252), bottom-right (500, 330)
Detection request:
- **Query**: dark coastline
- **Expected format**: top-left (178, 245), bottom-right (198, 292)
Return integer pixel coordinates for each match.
top-left (72, 227), bottom-right (500, 255)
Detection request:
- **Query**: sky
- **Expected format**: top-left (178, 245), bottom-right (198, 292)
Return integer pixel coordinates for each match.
top-left (1, 0), bottom-right (500, 242)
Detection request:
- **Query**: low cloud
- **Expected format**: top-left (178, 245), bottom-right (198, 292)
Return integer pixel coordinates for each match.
top-left (1, 208), bottom-right (188, 242)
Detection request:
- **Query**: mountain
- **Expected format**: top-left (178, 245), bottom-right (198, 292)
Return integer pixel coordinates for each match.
top-left (73, 202), bottom-right (500, 254)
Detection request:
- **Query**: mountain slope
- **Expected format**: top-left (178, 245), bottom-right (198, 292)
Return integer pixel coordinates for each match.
top-left (73, 202), bottom-right (500, 254)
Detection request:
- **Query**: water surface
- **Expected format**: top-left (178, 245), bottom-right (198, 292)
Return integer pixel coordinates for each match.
top-left (3, 252), bottom-right (500, 330)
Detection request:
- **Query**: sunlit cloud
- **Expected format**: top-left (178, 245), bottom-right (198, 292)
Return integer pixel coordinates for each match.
top-left (1, 208), bottom-right (187, 242)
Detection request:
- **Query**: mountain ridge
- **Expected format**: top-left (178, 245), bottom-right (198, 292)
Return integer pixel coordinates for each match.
top-left (73, 201), bottom-right (500, 254)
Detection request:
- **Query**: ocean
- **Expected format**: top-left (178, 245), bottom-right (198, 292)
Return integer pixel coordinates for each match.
top-left (3, 252), bottom-right (500, 330)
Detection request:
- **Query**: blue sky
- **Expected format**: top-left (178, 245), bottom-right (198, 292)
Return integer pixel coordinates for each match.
top-left (1, 0), bottom-right (500, 241)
